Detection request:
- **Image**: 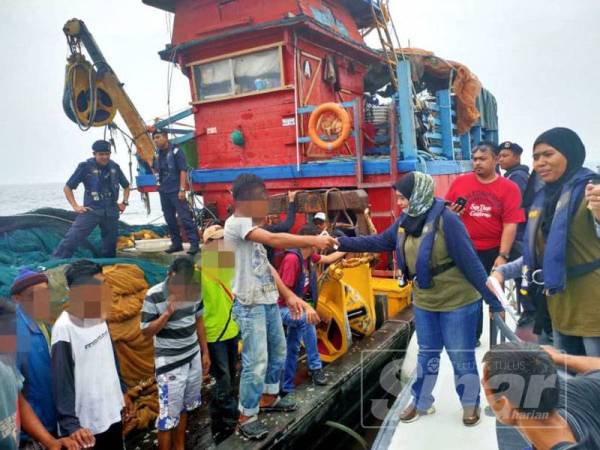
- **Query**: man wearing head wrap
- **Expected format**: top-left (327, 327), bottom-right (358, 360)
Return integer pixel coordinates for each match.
top-left (335, 171), bottom-right (504, 426)
top-left (52, 140), bottom-right (130, 259)
top-left (518, 127), bottom-right (600, 356)
top-left (152, 130), bottom-right (200, 255)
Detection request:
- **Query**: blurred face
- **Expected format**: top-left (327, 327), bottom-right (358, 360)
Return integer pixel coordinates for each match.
top-left (94, 151), bottom-right (111, 166)
top-left (14, 282), bottom-right (51, 321)
top-left (313, 220), bottom-right (326, 232)
top-left (533, 143), bottom-right (568, 183)
top-left (67, 273), bottom-right (113, 320)
top-left (498, 149), bottom-right (521, 171)
top-left (201, 238), bottom-right (235, 279)
top-left (236, 188), bottom-right (269, 219)
top-left (153, 133), bottom-right (169, 150)
top-left (267, 214), bottom-right (281, 226)
top-left (168, 272), bottom-right (201, 303)
top-left (395, 191), bottom-right (410, 210)
top-left (472, 149), bottom-right (498, 179)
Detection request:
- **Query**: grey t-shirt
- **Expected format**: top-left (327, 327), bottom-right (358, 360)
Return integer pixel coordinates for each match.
top-left (224, 215), bottom-right (278, 306)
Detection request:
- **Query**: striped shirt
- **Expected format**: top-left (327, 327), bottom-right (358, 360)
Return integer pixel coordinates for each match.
top-left (140, 281), bottom-right (203, 375)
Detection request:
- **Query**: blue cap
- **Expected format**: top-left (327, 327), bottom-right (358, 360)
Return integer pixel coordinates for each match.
top-left (498, 141), bottom-right (523, 155)
top-left (92, 140), bottom-right (111, 153)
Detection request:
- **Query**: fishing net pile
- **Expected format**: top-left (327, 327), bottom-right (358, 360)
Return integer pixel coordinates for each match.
top-left (0, 207), bottom-right (166, 296)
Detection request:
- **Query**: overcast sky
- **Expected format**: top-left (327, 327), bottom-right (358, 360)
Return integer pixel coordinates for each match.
top-left (0, 0), bottom-right (598, 186)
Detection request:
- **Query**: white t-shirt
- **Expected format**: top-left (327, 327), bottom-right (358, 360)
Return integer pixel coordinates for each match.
top-left (224, 215), bottom-right (278, 305)
top-left (51, 312), bottom-right (124, 435)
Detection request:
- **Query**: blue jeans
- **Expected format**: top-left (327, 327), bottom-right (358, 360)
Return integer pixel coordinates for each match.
top-left (232, 301), bottom-right (287, 416)
top-left (553, 330), bottom-right (600, 357)
top-left (411, 301), bottom-right (481, 410)
top-left (53, 208), bottom-right (119, 258)
top-left (280, 307), bottom-right (322, 393)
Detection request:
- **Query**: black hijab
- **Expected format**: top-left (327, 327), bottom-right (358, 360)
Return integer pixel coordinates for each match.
top-left (531, 127), bottom-right (586, 237)
top-left (394, 173), bottom-right (428, 237)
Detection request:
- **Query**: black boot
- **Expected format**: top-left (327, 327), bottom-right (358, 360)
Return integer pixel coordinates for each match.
top-left (187, 244), bottom-right (200, 255)
top-left (165, 244), bottom-right (183, 254)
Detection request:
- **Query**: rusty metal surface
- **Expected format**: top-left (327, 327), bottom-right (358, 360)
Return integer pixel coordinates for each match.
top-left (268, 189), bottom-right (369, 214)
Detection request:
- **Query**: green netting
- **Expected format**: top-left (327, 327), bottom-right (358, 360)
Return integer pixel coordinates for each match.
top-left (0, 208), bottom-right (168, 297)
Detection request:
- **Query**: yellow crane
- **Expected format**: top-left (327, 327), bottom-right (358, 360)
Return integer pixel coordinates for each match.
top-left (62, 18), bottom-right (155, 167)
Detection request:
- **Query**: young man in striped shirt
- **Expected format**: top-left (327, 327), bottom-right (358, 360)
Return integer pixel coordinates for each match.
top-left (141, 257), bottom-right (210, 450)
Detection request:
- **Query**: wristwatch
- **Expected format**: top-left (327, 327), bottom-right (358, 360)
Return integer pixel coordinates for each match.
top-left (122, 201), bottom-right (129, 206)
top-left (498, 252), bottom-right (510, 260)
top-left (179, 188), bottom-right (185, 192)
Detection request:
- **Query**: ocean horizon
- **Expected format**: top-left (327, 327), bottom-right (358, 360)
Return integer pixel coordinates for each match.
top-left (0, 182), bottom-right (166, 225)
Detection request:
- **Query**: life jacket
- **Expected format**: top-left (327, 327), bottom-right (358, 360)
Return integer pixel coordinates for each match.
top-left (395, 198), bottom-right (452, 289)
top-left (82, 158), bottom-right (120, 208)
top-left (154, 144), bottom-right (182, 190)
top-left (523, 168), bottom-right (600, 295)
top-left (285, 249), bottom-right (318, 304)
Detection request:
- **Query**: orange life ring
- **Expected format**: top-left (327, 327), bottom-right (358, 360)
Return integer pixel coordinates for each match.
top-left (308, 102), bottom-right (352, 151)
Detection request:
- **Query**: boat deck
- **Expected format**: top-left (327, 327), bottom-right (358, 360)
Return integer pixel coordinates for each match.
top-left (373, 308), bottom-right (506, 450)
top-left (218, 311), bottom-right (413, 449)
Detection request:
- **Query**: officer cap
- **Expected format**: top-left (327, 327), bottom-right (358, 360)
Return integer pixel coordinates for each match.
top-left (92, 140), bottom-right (112, 153)
top-left (498, 141), bottom-right (523, 155)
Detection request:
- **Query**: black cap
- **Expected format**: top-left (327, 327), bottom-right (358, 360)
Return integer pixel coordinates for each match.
top-left (92, 140), bottom-right (111, 153)
top-left (498, 141), bottom-right (523, 155)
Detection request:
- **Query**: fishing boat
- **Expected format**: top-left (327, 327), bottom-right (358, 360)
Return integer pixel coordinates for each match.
top-left (131, 0), bottom-right (501, 448)
top-left (0, 1), bottom-right (502, 448)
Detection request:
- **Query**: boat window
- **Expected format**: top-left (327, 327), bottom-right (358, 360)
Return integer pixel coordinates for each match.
top-left (191, 46), bottom-right (282, 102)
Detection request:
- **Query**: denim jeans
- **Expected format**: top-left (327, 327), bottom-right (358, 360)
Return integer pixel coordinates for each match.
top-left (232, 301), bottom-right (287, 416)
top-left (553, 330), bottom-right (600, 357)
top-left (280, 307), bottom-right (322, 393)
top-left (411, 301), bottom-right (481, 410)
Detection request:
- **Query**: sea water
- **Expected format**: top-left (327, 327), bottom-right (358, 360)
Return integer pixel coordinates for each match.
top-left (0, 182), bottom-right (166, 225)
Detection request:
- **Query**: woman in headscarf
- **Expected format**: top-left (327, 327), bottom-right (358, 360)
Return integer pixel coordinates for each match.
top-left (335, 171), bottom-right (504, 426)
top-left (492, 127), bottom-right (600, 356)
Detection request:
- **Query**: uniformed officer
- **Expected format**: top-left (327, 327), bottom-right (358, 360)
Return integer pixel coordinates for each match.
top-left (53, 140), bottom-right (130, 259)
top-left (152, 130), bottom-right (200, 255)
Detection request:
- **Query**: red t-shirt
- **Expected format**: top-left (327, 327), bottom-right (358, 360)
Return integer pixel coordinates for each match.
top-left (277, 252), bottom-right (321, 306)
top-left (445, 173), bottom-right (525, 251)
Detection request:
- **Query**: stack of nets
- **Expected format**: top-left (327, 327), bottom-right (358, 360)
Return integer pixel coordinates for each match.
top-left (0, 208), bottom-right (166, 297)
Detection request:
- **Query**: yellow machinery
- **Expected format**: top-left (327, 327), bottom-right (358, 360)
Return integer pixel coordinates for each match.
top-left (62, 19), bottom-right (155, 166)
top-left (316, 254), bottom-right (412, 363)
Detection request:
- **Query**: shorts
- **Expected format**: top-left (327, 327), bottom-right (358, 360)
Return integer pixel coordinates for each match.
top-left (156, 352), bottom-right (202, 431)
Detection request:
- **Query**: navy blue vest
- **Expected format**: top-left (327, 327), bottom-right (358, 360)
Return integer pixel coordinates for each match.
top-left (523, 168), bottom-right (600, 294)
top-left (82, 158), bottom-right (120, 211)
top-left (155, 145), bottom-right (182, 193)
top-left (285, 249), bottom-right (318, 304)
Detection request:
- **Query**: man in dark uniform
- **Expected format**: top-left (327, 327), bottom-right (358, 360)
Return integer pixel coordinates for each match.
top-left (152, 130), bottom-right (200, 255)
top-left (497, 140), bottom-right (536, 325)
top-left (53, 140), bottom-right (130, 259)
